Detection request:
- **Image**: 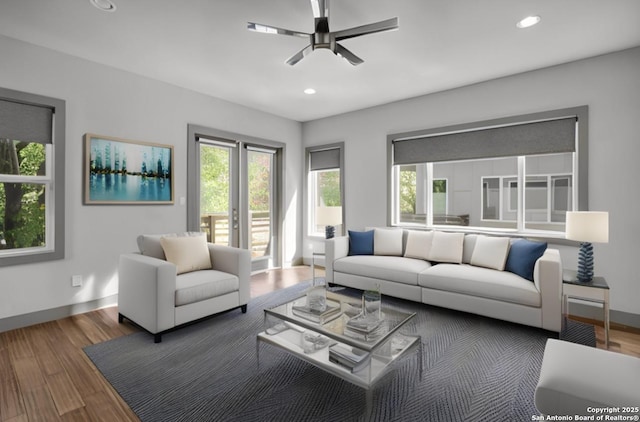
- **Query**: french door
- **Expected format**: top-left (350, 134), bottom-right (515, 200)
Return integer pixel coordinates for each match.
top-left (188, 126), bottom-right (281, 271)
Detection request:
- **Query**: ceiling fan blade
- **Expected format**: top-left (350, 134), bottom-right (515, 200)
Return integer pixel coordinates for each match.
top-left (247, 22), bottom-right (309, 39)
top-left (310, 0), bottom-right (329, 19)
top-left (333, 17), bottom-right (399, 41)
top-left (335, 43), bottom-right (364, 66)
top-left (285, 44), bottom-right (314, 66)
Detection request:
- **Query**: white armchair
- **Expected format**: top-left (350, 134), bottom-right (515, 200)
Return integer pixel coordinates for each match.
top-left (118, 233), bottom-right (251, 342)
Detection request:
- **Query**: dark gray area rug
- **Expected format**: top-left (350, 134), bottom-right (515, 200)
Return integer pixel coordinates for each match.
top-left (84, 281), bottom-right (595, 422)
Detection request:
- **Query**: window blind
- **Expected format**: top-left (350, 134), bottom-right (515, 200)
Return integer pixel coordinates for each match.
top-left (393, 117), bottom-right (576, 165)
top-left (0, 99), bottom-right (53, 144)
top-left (309, 147), bottom-right (340, 171)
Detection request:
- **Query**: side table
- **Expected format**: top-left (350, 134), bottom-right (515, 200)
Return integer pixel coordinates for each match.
top-left (562, 276), bottom-right (610, 349)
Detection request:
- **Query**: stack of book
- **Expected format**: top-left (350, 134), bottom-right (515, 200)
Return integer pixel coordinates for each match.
top-left (328, 344), bottom-right (371, 373)
top-left (343, 313), bottom-right (383, 341)
top-left (292, 299), bottom-right (342, 324)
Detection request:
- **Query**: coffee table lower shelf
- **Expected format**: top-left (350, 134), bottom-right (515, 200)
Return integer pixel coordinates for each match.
top-left (256, 328), bottom-right (422, 417)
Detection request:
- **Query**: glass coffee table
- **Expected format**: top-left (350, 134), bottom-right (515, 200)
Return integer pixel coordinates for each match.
top-left (256, 292), bottom-right (422, 417)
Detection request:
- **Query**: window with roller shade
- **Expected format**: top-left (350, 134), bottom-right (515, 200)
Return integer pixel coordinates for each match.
top-left (0, 88), bottom-right (65, 266)
top-left (306, 143), bottom-right (344, 237)
top-left (388, 106), bottom-right (587, 234)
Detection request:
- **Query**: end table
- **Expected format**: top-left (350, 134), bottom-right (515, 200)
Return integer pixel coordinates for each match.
top-left (562, 276), bottom-right (610, 349)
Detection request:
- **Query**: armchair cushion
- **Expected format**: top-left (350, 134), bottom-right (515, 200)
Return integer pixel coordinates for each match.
top-left (160, 234), bottom-right (212, 274)
top-left (175, 270), bottom-right (239, 306)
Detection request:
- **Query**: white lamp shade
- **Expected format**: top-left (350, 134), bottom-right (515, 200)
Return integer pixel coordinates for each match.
top-left (316, 206), bottom-right (342, 226)
top-left (565, 211), bottom-right (609, 243)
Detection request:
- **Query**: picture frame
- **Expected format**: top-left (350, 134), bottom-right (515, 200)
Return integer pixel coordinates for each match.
top-left (84, 133), bottom-right (174, 205)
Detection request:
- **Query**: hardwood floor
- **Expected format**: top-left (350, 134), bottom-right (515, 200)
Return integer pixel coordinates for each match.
top-left (0, 266), bottom-right (638, 421)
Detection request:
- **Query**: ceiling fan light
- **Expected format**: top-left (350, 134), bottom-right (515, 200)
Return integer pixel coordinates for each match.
top-left (304, 88), bottom-right (316, 95)
top-left (516, 15), bottom-right (541, 29)
top-left (90, 0), bottom-right (116, 12)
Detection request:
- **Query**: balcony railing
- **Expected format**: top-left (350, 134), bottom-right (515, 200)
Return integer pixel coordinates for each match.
top-left (200, 211), bottom-right (271, 258)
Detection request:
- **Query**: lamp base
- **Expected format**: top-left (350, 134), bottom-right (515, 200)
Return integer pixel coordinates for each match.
top-left (576, 242), bottom-right (594, 283)
top-left (325, 225), bottom-right (335, 239)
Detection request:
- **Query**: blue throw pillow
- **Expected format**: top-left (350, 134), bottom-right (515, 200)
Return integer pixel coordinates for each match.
top-left (505, 239), bottom-right (547, 281)
top-left (348, 230), bottom-right (374, 256)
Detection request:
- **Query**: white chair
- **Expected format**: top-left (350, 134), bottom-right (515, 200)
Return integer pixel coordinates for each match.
top-left (118, 232), bottom-right (250, 342)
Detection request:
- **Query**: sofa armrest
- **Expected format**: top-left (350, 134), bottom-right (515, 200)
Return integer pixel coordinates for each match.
top-left (325, 236), bottom-right (349, 284)
top-left (208, 244), bottom-right (251, 305)
top-left (534, 248), bottom-right (563, 332)
top-left (118, 253), bottom-right (176, 334)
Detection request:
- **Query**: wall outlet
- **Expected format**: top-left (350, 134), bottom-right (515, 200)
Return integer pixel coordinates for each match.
top-left (71, 275), bottom-right (83, 287)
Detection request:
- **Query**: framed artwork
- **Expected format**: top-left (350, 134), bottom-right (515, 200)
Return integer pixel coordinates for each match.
top-left (84, 134), bottom-right (174, 204)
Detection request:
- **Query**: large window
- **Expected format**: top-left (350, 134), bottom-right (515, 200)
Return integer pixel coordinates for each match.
top-left (307, 143), bottom-right (344, 237)
top-left (0, 88), bottom-right (65, 266)
top-left (388, 106), bottom-right (587, 235)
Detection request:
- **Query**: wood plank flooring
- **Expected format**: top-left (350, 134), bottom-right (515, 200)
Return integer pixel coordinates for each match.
top-left (0, 266), bottom-right (638, 421)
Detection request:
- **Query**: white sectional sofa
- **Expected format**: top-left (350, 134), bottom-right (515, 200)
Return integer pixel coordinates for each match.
top-left (325, 228), bottom-right (563, 332)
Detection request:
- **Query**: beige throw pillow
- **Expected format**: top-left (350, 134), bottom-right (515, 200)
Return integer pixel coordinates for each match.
top-left (404, 230), bottom-right (434, 260)
top-left (470, 235), bottom-right (511, 271)
top-left (373, 228), bottom-right (403, 256)
top-left (427, 231), bottom-right (465, 263)
top-left (160, 234), bottom-right (212, 275)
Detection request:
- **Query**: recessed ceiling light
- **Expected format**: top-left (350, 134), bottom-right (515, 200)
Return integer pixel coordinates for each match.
top-left (90, 0), bottom-right (116, 12)
top-left (304, 88), bottom-right (316, 95)
top-left (516, 15), bottom-right (541, 29)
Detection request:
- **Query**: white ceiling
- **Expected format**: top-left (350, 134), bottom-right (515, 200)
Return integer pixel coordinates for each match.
top-left (1, 0), bottom-right (640, 122)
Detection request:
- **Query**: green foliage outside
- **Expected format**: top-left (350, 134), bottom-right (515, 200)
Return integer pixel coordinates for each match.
top-left (317, 170), bottom-right (341, 206)
top-left (248, 151), bottom-right (270, 212)
top-left (399, 166), bottom-right (416, 214)
top-left (0, 140), bottom-right (46, 249)
top-left (200, 145), bottom-right (230, 214)
top-left (199, 146), bottom-right (273, 215)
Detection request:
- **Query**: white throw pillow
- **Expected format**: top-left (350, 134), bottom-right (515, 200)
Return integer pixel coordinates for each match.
top-left (428, 231), bottom-right (465, 263)
top-left (470, 235), bottom-right (511, 271)
top-left (404, 230), bottom-right (434, 261)
top-left (373, 228), bottom-right (403, 256)
top-left (160, 234), bottom-right (212, 275)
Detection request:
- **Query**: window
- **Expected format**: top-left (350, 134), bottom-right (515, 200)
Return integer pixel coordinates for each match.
top-left (0, 88), bottom-right (65, 266)
top-left (306, 143), bottom-right (344, 237)
top-left (388, 106), bottom-right (587, 235)
top-left (397, 163), bottom-right (449, 225)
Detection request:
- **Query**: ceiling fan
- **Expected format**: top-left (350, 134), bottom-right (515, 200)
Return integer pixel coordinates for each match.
top-left (247, 0), bottom-right (399, 66)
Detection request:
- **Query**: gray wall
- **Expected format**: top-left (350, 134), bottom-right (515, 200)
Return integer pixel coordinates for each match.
top-left (0, 35), bottom-right (302, 325)
top-left (303, 47), bottom-right (640, 318)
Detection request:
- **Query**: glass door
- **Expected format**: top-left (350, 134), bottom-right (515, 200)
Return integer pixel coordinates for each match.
top-left (188, 126), bottom-right (282, 270)
top-left (245, 146), bottom-right (277, 270)
top-left (199, 140), bottom-right (239, 247)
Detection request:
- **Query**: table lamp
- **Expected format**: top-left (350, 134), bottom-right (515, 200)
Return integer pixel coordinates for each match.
top-left (565, 211), bottom-right (609, 283)
top-left (316, 206), bottom-right (342, 239)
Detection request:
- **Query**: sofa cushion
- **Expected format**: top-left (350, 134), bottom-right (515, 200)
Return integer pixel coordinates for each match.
top-left (505, 239), bottom-right (547, 281)
top-left (374, 228), bottom-right (403, 256)
top-left (175, 270), bottom-right (239, 306)
top-left (161, 234), bottom-right (212, 275)
top-left (428, 231), bottom-right (465, 264)
top-left (138, 233), bottom-right (176, 260)
top-left (137, 232), bottom-right (203, 260)
top-left (348, 230), bottom-right (374, 255)
top-left (404, 230), bottom-right (434, 260)
top-left (334, 255), bottom-right (432, 286)
top-left (471, 235), bottom-right (511, 271)
top-left (418, 264), bottom-right (541, 307)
